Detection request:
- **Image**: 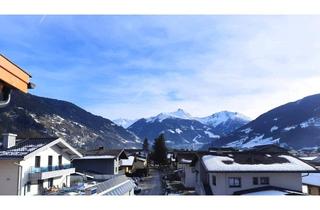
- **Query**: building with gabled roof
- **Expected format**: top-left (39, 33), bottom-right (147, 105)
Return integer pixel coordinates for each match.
top-left (72, 147), bottom-right (128, 176)
top-left (0, 133), bottom-right (82, 195)
top-left (198, 151), bottom-right (318, 195)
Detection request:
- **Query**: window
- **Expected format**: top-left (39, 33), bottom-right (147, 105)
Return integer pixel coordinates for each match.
top-left (260, 177), bottom-right (269, 185)
top-left (48, 178), bottom-right (54, 188)
top-left (35, 156), bottom-right (41, 168)
top-left (228, 177), bottom-right (241, 188)
top-left (253, 177), bottom-right (259, 185)
top-left (27, 182), bottom-right (31, 192)
top-left (212, 175), bottom-right (216, 186)
top-left (58, 155), bottom-right (62, 167)
top-left (48, 156), bottom-right (53, 171)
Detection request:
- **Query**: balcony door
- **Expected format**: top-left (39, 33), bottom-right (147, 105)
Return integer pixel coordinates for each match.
top-left (48, 156), bottom-right (53, 171)
top-left (58, 155), bottom-right (62, 168)
top-left (35, 156), bottom-right (41, 168)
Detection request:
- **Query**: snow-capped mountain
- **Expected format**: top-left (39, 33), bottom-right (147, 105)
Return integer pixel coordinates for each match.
top-left (209, 93), bottom-right (320, 150)
top-left (128, 109), bottom-right (249, 149)
top-left (113, 118), bottom-right (137, 128)
top-left (128, 117), bottom-right (219, 150)
top-left (0, 91), bottom-right (141, 149)
top-left (146, 108), bottom-right (193, 123)
top-left (196, 111), bottom-right (250, 135)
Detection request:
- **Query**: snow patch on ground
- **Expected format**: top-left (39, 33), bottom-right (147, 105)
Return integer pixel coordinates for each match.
top-left (283, 125), bottom-right (297, 131)
top-left (270, 126), bottom-right (278, 132)
top-left (300, 117), bottom-right (320, 128)
top-left (29, 113), bottom-right (40, 123)
top-left (226, 137), bottom-right (249, 148)
top-left (192, 135), bottom-right (202, 144)
top-left (241, 128), bottom-right (253, 134)
top-left (167, 129), bottom-right (175, 133)
top-left (241, 135), bottom-right (280, 148)
top-left (175, 128), bottom-right (183, 134)
top-left (204, 131), bottom-right (220, 138)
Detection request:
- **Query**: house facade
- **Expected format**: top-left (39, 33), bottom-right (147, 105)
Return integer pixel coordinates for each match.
top-left (72, 148), bottom-right (128, 176)
top-left (198, 152), bottom-right (317, 195)
top-left (0, 133), bottom-right (82, 195)
top-left (176, 152), bottom-right (198, 188)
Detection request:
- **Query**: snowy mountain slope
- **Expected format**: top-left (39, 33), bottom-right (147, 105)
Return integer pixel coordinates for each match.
top-left (128, 109), bottom-right (249, 149)
top-left (195, 111), bottom-right (250, 135)
top-left (146, 108), bottom-right (193, 123)
top-left (128, 117), bottom-right (219, 150)
top-left (0, 91), bottom-right (141, 149)
top-left (210, 93), bottom-right (320, 150)
top-left (113, 118), bottom-right (137, 128)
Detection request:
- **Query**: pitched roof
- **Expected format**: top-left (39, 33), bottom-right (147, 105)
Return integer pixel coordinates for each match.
top-left (201, 152), bottom-right (318, 172)
top-left (73, 155), bottom-right (116, 160)
top-left (85, 148), bottom-right (127, 159)
top-left (0, 137), bottom-right (82, 160)
top-left (0, 137), bottom-right (58, 159)
top-left (176, 151), bottom-right (197, 164)
top-left (120, 156), bottom-right (135, 166)
top-left (86, 175), bottom-right (135, 195)
top-left (302, 173), bottom-right (320, 187)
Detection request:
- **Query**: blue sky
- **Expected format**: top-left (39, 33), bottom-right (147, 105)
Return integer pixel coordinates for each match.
top-left (1, 15), bottom-right (320, 120)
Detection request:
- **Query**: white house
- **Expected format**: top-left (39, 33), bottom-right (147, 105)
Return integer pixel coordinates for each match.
top-left (198, 151), bottom-right (318, 195)
top-left (0, 133), bottom-right (82, 195)
top-left (176, 152), bottom-right (198, 188)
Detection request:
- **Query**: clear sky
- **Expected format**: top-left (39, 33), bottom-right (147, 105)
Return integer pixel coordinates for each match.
top-left (1, 15), bottom-right (320, 120)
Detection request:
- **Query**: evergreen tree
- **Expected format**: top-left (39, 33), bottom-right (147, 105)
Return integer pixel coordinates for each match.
top-left (142, 137), bottom-right (149, 152)
top-left (151, 133), bottom-right (168, 166)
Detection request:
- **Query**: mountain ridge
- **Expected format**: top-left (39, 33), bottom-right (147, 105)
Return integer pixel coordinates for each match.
top-left (0, 91), bottom-right (141, 149)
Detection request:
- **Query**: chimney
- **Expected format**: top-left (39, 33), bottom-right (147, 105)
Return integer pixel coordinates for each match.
top-left (2, 133), bottom-right (17, 149)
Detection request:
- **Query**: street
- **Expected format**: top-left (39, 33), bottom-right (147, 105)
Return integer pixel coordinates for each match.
top-left (138, 168), bottom-right (163, 195)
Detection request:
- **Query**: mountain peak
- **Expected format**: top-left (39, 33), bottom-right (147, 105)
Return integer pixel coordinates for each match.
top-left (211, 111), bottom-right (251, 122)
top-left (146, 108), bottom-right (193, 123)
top-left (197, 111), bottom-right (250, 128)
top-left (170, 108), bottom-right (192, 118)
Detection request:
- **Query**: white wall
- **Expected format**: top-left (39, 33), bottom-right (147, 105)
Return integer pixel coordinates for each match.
top-left (208, 172), bottom-right (302, 195)
top-left (19, 145), bottom-right (73, 195)
top-left (181, 164), bottom-right (196, 188)
top-left (0, 160), bottom-right (19, 195)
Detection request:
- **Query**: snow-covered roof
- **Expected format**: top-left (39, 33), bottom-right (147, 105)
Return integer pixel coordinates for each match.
top-left (135, 156), bottom-right (146, 162)
top-left (202, 153), bottom-right (317, 172)
top-left (181, 158), bottom-right (192, 164)
top-left (74, 155), bottom-right (116, 160)
top-left (85, 148), bottom-right (127, 158)
top-left (86, 175), bottom-right (136, 195)
top-left (299, 156), bottom-right (319, 161)
top-left (302, 173), bottom-right (320, 186)
top-left (0, 137), bottom-right (58, 159)
top-left (120, 156), bottom-right (135, 166)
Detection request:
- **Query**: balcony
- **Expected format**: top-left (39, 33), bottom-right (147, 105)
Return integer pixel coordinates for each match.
top-left (29, 164), bottom-right (75, 181)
